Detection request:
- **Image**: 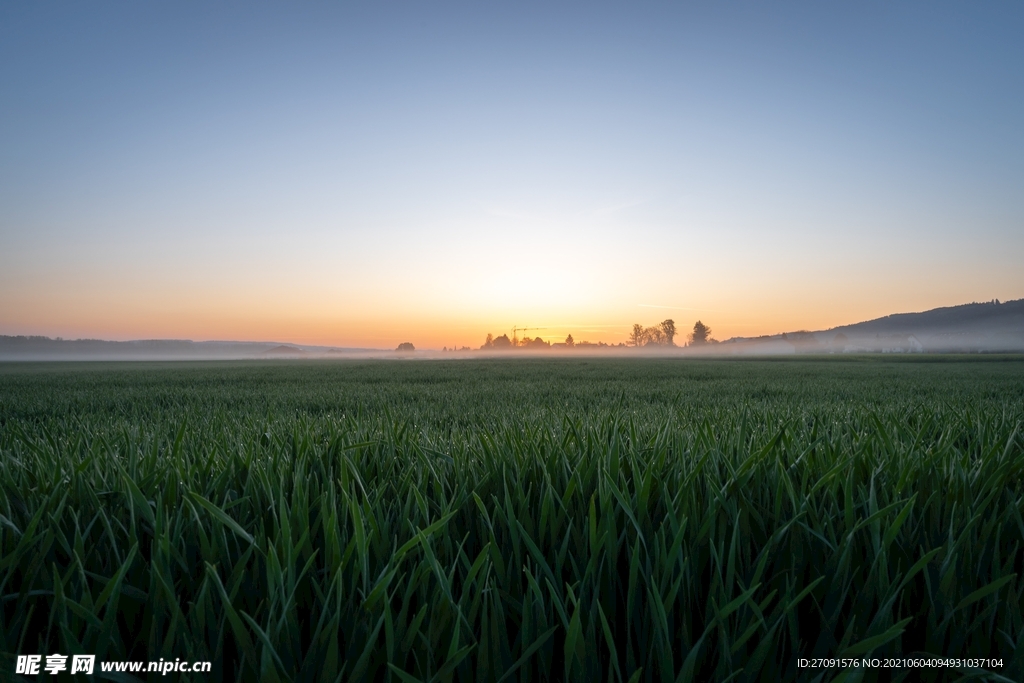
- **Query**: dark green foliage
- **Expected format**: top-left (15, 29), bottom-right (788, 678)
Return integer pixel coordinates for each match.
top-left (1, 357), bottom-right (1023, 682)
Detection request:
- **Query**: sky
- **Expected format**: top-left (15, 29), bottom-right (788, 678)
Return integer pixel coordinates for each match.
top-left (1, 2), bottom-right (1022, 349)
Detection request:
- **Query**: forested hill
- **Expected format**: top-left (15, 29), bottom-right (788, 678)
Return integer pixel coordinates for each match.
top-left (828, 299), bottom-right (1024, 337)
top-left (798, 298), bottom-right (1024, 352)
top-left (707, 299), bottom-right (1024, 354)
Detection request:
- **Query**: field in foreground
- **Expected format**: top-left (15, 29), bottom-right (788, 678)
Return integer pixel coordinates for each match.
top-left (1, 357), bottom-right (1023, 682)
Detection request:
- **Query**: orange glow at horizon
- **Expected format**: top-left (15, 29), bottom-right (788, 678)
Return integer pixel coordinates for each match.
top-left (2, 3), bottom-right (1023, 349)
top-left (4, 201), bottom-right (1020, 350)
top-left (2, 274), bottom-right (1019, 350)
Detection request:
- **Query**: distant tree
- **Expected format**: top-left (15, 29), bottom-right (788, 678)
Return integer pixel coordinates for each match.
top-left (565, 334), bottom-right (574, 347)
top-left (660, 319), bottom-right (677, 346)
top-left (482, 333), bottom-right (494, 349)
top-left (643, 326), bottom-right (666, 346)
top-left (492, 334), bottom-right (512, 349)
top-left (690, 320), bottom-right (711, 346)
top-left (629, 324), bottom-right (645, 347)
top-left (396, 342), bottom-right (415, 352)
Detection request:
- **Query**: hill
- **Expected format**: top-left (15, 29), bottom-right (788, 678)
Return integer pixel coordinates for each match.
top-left (829, 299), bottom-right (1023, 336)
top-left (819, 299), bottom-right (1024, 352)
top-left (0, 337), bottom-right (378, 361)
top-left (720, 299), bottom-right (1024, 354)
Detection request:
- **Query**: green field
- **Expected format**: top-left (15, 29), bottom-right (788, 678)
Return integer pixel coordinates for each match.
top-left (2, 357), bottom-right (1023, 681)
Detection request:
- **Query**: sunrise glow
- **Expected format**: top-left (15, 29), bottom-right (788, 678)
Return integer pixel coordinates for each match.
top-left (2, 3), bottom-right (1021, 349)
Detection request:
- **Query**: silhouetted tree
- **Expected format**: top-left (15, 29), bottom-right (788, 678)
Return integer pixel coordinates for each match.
top-left (492, 334), bottom-right (512, 349)
top-left (482, 333), bottom-right (494, 349)
top-left (661, 319), bottom-right (676, 346)
top-left (690, 320), bottom-right (711, 346)
top-left (565, 334), bottom-right (574, 347)
top-left (629, 324), bottom-right (645, 347)
top-left (643, 326), bottom-right (666, 345)
top-left (396, 342), bottom-right (415, 352)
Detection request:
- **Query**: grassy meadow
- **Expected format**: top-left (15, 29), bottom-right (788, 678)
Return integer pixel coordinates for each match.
top-left (1, 357), bottom-right (1023, 681)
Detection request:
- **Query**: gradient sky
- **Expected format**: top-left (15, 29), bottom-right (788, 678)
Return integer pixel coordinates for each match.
top-left (2, 2), bottom-right (1022, 349)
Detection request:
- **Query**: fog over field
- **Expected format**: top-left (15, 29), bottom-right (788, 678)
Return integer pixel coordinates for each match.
top-left (3, 299), bottom-right (1022, 360)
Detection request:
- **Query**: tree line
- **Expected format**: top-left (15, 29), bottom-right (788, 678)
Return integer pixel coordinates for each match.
top-left (479, 320), bottom-right (715, 350)
top-left (628, 319), bottom-right (715, 347)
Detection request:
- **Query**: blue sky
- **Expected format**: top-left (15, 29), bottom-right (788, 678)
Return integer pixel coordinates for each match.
top-left (2, 2), bottom-right (1021, 346)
